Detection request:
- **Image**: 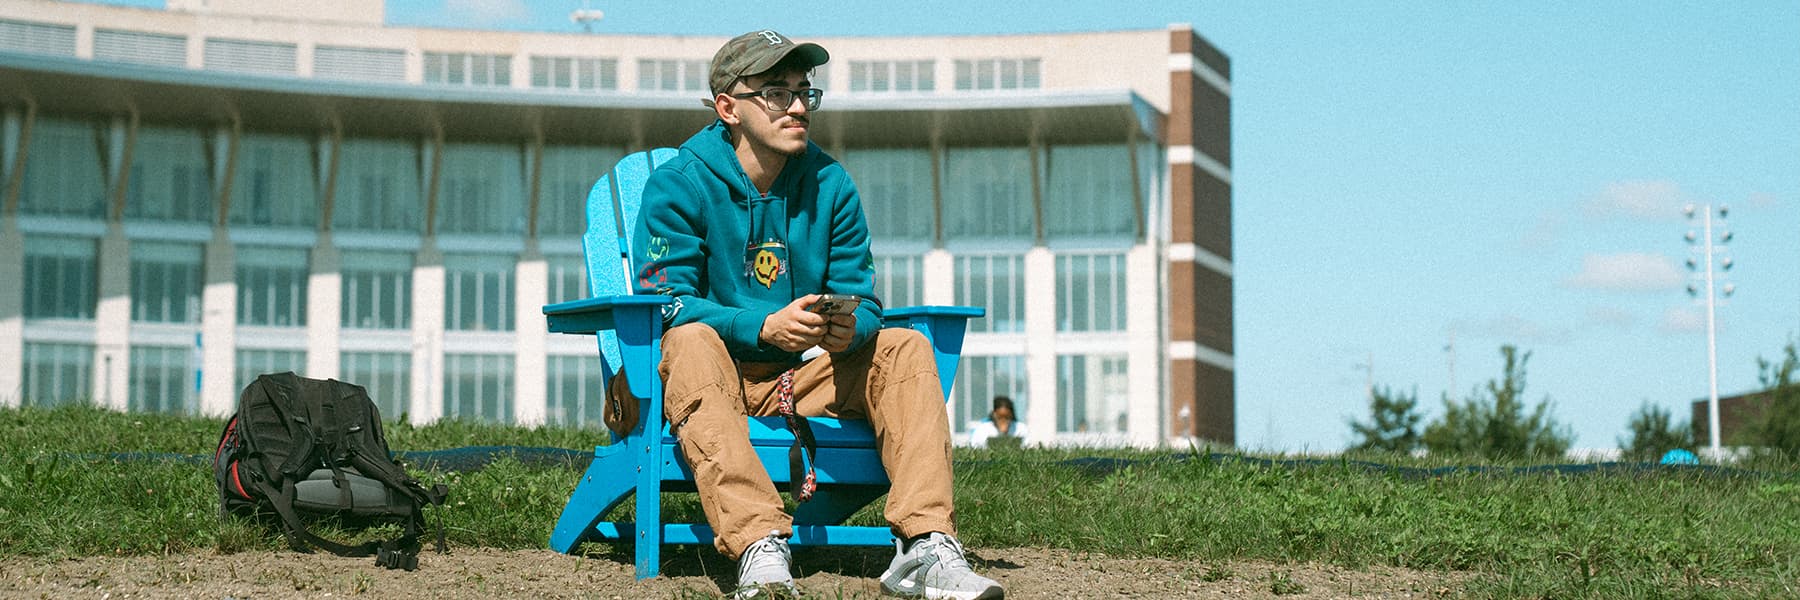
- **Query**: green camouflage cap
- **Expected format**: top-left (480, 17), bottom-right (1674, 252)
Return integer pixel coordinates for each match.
top-left (707, 29), bottom-right (829, 98)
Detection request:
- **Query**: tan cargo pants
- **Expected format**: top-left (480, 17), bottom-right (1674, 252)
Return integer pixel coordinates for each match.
top-left (646, 322), bottom-right (958, 559)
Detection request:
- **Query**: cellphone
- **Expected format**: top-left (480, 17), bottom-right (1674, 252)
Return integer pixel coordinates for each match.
top-left (806, 294), bottom-right (862, 315)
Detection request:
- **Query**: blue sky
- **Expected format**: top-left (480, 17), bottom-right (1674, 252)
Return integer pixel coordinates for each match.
top-left (92, 0), bottom-right (1800, 452)
top-left (385, 1), bottom-right (1800, 452)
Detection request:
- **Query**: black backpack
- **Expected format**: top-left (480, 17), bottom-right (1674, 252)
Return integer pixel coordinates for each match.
top-left (213, 372), bottom-right (449, 570)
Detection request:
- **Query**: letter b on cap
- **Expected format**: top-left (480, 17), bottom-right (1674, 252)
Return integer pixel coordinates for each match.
top-left (759, 30), bottom-right (783, 45)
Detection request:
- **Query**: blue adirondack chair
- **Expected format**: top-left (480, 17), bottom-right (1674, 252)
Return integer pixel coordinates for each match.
top-left (542, 149), bottom-right (983, 579)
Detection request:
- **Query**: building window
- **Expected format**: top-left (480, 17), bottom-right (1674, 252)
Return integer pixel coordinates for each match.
top-left (130, 241), bottom-right (202, 324)
top-left (22, 342), bottom-right (93, 408)
top-left (23, 236), bottom-right (96, 320)
top-left (340, 250), bottom-right (412, 330)
top-left (93, 29), bottom-right (185, 68)
top-left (953, 355), bottom-right (1027, 434)
top-left (636, 58), bottom-right (707, 93)
top-left (342, 351), bottom-right (410, 421)
top-left (234, 349), bottom-right (304, 396)
top-left (424, 52), bottom-right (512, 87)
top-left (236, 246), bottom-right (309, 327)
top-left (873, 255), bottom-right (924, 311)
top-left (1045, 144), bottom-right (1136, 240)
top-left (942, 147), bottom-right (1032, 241)
top-left (229, 133), bottom-right (317, 228)
top-left (953, 254), bottom-right (1024, 334)
top-left (315, 45), bottom-right (405, 82)
top-left (0, 19), bottom-right (77, 56)
top-left (21, 116), bottom-right (106, 218)
top-left (444, 353), bottom-right (513, 423)
top-left (436, 143), bottom-right (525, 235)
top-left (546, 355), bottom-right (606, 430)
top-left (129, 345), bottom-right (196, 414)
top-left (332, 138), bottom-right (422, 232)
top-left (538, 145), bottom-right (624, 237)
top-left (1056, 354), bottom-right (1129, 434)
top-left (546, 253), bottom-right (588, 306)
top-left (841, 148), bottom-right (934, 243)
top-left (125, 125), bottom-right (212, 223)
top-left (445, 253), bottom-right (514, 332)
top-left (954, 58), bottom-right (1040, 91)
top-left (1055, 253), bottom-right (1126, 333)
top-left (203, 38), bottom-right (297, 75)
top-left (849, 60), bottom-right (933, 93)
top-left (530, 56), bottom-right (618, 91)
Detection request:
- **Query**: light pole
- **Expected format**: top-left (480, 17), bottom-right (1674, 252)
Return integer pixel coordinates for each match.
top-left (1684, 203), bottom-right (1734, 456)
top-left (569, 0), bottom-right (604, 32)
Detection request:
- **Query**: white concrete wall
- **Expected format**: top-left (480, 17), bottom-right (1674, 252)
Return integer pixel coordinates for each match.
top-left (198, 229), bottom-right (236, 416)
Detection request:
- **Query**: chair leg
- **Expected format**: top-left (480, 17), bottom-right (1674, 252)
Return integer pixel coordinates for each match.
top-left (549, 444), bottom-right (636, 554)
top-left (634, 438), bottom-right (666, 579)
top-left (791, 486), bottom-right (887, 527)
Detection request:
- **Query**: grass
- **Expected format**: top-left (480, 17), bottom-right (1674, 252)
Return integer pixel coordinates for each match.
top-left (5, 404), bottom-right (1800, 598)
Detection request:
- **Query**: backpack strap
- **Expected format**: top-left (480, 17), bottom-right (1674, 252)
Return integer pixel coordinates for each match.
top-left (249, 477), bottom-right (383, 558)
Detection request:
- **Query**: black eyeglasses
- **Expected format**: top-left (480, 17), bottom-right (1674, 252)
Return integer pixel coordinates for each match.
top-left (730, 87), bottom-right (824, 112)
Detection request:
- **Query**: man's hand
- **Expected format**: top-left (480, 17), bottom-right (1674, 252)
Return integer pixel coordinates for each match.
top-left (818, 312), bottom-right (856, 353)
top-left (760, 295), bottom-right (859, 353)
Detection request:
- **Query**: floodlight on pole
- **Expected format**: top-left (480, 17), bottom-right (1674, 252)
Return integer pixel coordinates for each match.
top-left (1684, 203), bottom-right (1734, 456)
top-left (570, 0), bottom-right (604, 32)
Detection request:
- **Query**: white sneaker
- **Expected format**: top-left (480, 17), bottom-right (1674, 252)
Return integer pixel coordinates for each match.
top-left (733, 531), bottom-right (797, 599)
top-left (879, 532), bottom-right (1004, 599)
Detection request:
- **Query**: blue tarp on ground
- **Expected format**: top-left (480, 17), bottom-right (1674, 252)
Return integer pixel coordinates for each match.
top-left (91, 447), bottom-right (1786, 479)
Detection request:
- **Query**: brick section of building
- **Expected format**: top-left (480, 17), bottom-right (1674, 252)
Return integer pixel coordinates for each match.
top-left (1166, 25), bottom-right (1235, 444)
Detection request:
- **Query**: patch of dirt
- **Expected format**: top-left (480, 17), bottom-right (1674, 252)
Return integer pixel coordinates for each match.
top-left (1, 546), bottom-right (1468, 599)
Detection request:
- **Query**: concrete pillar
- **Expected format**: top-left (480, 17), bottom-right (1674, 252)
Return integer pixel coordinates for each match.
top-left (409, 243), bottom-right (444, 424)
top-left (921, 249), bottom-right (953, 306)
top-left (93, 225), bottom-right (131, 411)
top-left (1126, 243), bottom-right (1161, 447)
top-left (514, 246), bottom-right (547, 426)
top-left (0, 218), bottom-right (22, 407)
top-left (306, 236), bottom-right (341, 379)
top-left (199, 227), bottom-right (236, 416)
top-left (74, 23), bottom-right (93, 59)
top-left (1022, 246), bottom-right (1056, 445)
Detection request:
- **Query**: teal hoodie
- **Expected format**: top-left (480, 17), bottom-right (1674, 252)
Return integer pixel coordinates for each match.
top-left (631, 120), bottom-right (882, 364)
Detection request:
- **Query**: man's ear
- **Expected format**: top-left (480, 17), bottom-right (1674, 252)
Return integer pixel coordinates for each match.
top-left (713, 94), bottom-right (739, 125)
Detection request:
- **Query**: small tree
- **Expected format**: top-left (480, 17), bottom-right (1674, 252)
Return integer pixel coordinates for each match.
top-left (1618, 402), bottom-right (1693, 462)
top-left (1348, 385), bottom-right (1422, 454)
top-left (1422, 345), bottom-right (1575, 459)
top-left (1741, 341), bottom-right (1800, 459)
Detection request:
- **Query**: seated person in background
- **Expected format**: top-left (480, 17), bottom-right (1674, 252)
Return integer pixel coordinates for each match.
top-left (968, 396), bottom-right (1028, 449)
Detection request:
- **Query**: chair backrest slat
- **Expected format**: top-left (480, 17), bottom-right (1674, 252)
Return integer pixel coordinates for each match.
top-left (581, 148), bottom-right (679, 373)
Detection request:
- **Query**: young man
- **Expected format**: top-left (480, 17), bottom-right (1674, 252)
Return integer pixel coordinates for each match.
top-left (627, 29), bottom-right (1005, 600)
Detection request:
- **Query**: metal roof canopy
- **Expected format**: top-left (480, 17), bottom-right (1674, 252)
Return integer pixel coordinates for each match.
top-left (0, 52), bottom-right (1164, 148)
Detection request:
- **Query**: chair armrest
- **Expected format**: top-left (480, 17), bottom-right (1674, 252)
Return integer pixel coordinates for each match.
top-left (881, 305), bottom-right (985, 400)
top-left (544, 295), bottom-right (671, 400)
top-left (543, 295), bottom-right (671, 334)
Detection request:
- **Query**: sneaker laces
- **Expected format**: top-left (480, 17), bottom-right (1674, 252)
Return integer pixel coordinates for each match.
top-left (738, 532), bottom-right (793, 584)
top-left (923, 533), bottom-right (972, 572)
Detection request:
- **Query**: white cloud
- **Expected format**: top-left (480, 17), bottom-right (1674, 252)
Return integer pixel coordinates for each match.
top-left (1748, 191), bottom-right (1780, 209)
top-left (1518, 210), bottom-right (1565, 252)
top-left (1584, 180), bottom-right (1688, 221)
top-left (1454, 314), bottom-right (1574, 346)
top-left (1562, 252), bottom-right (1683, 292)
top-left (446, 0), bottom-right (526, 23)
top-left (1660, 306), bottom-right (1705, 334)
top-left (1585, 305), bottom-right (1636, 331)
